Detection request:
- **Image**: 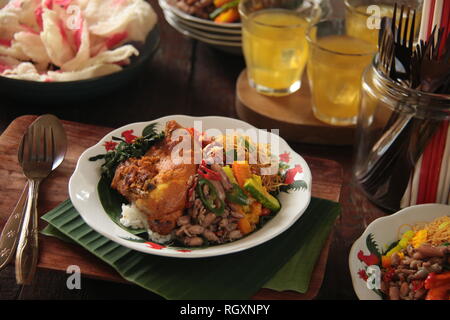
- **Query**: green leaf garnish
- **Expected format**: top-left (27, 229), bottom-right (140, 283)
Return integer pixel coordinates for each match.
top-left (90, 124), bottom-right (164, 183)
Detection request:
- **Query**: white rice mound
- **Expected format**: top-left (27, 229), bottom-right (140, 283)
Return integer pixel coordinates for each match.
top-left (120, 203), bottom-right (174, 244)
top-left (147, 229), bottom-right (173, 244)
top-left (120, 203), bottom-right (147, 229)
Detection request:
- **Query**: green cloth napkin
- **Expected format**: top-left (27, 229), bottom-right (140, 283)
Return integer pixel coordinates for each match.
top-left (41, 198), bottom-right (340, 299)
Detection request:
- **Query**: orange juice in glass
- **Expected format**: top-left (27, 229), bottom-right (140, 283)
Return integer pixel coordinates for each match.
top-left (239, 0), bottom-right (320, 97)
top-left (306, 19), bottom-right (377, 126)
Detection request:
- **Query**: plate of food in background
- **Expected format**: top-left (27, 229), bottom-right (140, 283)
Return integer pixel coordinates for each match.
top-left (163, 10), bottom-right (241, 54)
top-left (349, 204), bottom-right (450, 300)
top-left (0, 0), bottom-right (160, 102)
top-left (69, 115), bottom-right (312, 258)
top-left (164, 0), bottom-right (241, 26)
top-left (159, 0), bottom-right (242, 54)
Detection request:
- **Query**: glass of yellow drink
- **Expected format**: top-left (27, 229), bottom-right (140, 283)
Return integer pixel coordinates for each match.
top-left (306, 19), bottom-right (377, 126)
top-left (239, 0), bottom-right (321, 97)
top-left (345, 0), bottom-right (422, 46)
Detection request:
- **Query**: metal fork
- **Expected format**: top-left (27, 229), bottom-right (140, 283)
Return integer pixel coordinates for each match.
top-left (360, 7), bottom-right (417, 174)
top-left (356, 4), bottom-right (418, 203)
top-left (418, 27), bottom-right (450, 92)
top-left (15, 125), bottom-right (55, 284)
top-left (378, 17), bottom-right (395, 76)
top-left (390, 3), bottom-right (416, 82)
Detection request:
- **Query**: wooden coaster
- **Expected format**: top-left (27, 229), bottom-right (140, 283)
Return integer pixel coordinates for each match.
top-left (235, 69), bottom-right (355, 145)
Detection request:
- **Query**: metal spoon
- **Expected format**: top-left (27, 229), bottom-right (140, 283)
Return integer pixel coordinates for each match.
top-left (0, 115), bottom-right (66, 283)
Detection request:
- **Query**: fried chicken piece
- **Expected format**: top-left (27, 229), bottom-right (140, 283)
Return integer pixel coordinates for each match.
top-left (112, 121), bottom-right (197, 235)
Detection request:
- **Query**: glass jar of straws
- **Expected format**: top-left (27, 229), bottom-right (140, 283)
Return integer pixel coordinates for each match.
top-left (354, 57), bottom-right (450, 212)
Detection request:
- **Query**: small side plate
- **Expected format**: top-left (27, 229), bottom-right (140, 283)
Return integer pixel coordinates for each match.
top-left (349, 203), bottom-right (450, 300)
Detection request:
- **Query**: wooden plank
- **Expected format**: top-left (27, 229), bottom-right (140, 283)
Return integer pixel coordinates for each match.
top-left (0, 115), bottom-right (343, 299)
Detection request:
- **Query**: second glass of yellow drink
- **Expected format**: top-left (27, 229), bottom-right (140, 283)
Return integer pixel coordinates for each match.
top-left (239, 0), bottom-right (321, 97)
top-left (306, 19), bottom-right (377, 126)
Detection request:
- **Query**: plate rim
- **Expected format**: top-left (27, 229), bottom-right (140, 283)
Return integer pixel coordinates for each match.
top-left (164, 11), bottom-right (242, 41)
top-left (69, 114), bottom-right (312, 258)
top-left (164, 9), bottom-right (242, 34)
top-left (165, 13), bottom-right (242, 47)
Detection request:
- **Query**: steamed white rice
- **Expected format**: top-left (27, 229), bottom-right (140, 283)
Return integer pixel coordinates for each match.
top-left (147, 228), bottom-right (173, 244)
top-left (120, 203), bottom-right (147, 229)
top-left (120, 203), bottom-right (174, 244)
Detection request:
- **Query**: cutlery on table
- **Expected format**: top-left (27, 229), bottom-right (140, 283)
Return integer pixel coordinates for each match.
top-left (1, 115), bottom-right (67, 284)
top-left (0, 184), bottom-right (28, 270)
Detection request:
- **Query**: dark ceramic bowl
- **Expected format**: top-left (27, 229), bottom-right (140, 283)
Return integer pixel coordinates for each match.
top-left (0, 26), bottom-right (160, 104)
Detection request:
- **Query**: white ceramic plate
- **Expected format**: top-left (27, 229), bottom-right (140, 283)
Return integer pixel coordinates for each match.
top-left (164, 9), bottom-right (242, 35)
top-left (349, 203), bottom-right (450, 300)
top-left (69, 115), bottom-right (312, 258)
top-left (159, 0), bottom-right (242, 29)
top-left (164, 11), bottom-right (242, 41)
top-left (164, 13), bottom-right (242, 47)
top-left (164, 13), bottom-right (242, 55)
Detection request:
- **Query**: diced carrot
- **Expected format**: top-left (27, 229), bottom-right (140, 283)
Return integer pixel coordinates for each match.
top-left (426, 286), bottom-right (450, 300)
top-left (251, 201), bottom-right (262, 215)
top-left (214, 7), bottom-right (240, 23)
top-left (214, 0), bottom-right (233, 7)
top-left (425, 271), bottom-right (450, 289)
top-left (232, 161), bottom-right (252, 188)
top-left (238, 217), bottom-right (253, 235)
top-left (229, 203), bottom-right (245, 215)
top-left (250, 201), bottom-right (262, 224)
top-left (382, 255), bottom-right (391, 269)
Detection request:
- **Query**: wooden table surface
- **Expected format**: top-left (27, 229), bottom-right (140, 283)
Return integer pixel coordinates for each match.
top-left (0, 0), bottom-right (386, 300)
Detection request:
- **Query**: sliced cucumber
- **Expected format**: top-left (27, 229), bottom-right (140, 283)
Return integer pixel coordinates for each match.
top-left (244, 178), bottom-right (281, 213)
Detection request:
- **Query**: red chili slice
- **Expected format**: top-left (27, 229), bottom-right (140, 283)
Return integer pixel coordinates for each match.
top-left (260, 207), bottom-right (271, 216)
top-left (198, 161), bottom-right (221, 181)
top-left (186, 178), bottom-right (198, 208)
top-left (383, 268), bottom-right (395, 283)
